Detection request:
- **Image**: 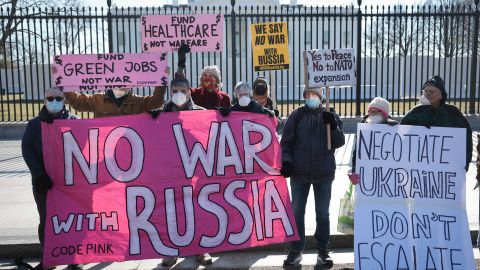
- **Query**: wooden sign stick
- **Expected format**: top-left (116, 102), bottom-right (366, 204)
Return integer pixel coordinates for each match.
top-left (325, 86), bottom-right (332, 150)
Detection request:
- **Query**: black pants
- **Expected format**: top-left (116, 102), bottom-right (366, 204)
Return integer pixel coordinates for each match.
top-left (32, 187), bottom-right (47, 249)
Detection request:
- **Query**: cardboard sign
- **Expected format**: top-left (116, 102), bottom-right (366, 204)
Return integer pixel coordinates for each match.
top-left (141, 14), bottom-right (224, 52)
top-left (354, 124), bottom-right (475, 269)
top-left (52, 53), bottom-right (169, 91)
top-left (41, 111), bottom-right (298, 266)
top-left (304, 48), bottom-right (356, 88)
top-left (251, 22), bottom-right (289, 71)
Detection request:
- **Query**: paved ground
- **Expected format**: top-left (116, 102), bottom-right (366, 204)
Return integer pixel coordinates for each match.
top-left (1, 133), bottom-right (479, 269)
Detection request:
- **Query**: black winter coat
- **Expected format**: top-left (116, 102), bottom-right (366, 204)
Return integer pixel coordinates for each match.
top-left (21, 106), bottom-right (77, 186)
top-left (281, 105), bottom-right (345, 182)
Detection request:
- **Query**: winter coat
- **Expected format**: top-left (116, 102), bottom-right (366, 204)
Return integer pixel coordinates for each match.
top-left (191, 87), bottom-right (231, 110)
top-left (401, 104), bottom-right (472, 169)
top-left (351, 115), bottom-right (399, 172)
top-left (64, 86), bottom-right (166, 117)
top-left (21, 106), bottom-right (77, 186)
top-left (476, 133), bottom-right (480, 183)
top-left (281, 105), bottom-right (345, 182)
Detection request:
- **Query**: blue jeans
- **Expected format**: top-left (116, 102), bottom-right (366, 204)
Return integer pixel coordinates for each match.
top-left (289, 178), bottom-right (333, 252)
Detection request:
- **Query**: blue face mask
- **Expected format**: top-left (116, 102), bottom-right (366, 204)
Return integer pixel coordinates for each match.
top-left (46, 100), bottom-right (64, 114)
top-left (305, 97), bottom-right (320, 109)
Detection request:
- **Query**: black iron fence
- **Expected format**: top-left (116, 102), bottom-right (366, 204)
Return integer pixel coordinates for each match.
top-left (0, 1), bottom-right (479, 121)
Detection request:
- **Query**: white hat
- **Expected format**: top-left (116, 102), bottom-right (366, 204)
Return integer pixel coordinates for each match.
top-left (368, 97), bottom-right (390, 118)
top-left (200, 65), bottom-right (221, 83)
top-left (234, 82), bottom-right (252, 97)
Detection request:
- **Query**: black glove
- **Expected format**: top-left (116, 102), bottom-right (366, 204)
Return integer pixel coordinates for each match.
top-left (423, 124), bottom-right (431, 129)
top-left (33, 174), bottom-right (53, 193)
top-left (177, 44), bottom-right (191, 68)
top-left (265, 110), bottom-right (275, 117)
top-left (148, 109), bottom-right (161, 119)
top-left (41, 114), bottom-right (55, 124)
top-left (385, 120), bottom-right (398, 126)
top-left (322, 111), bottom-right (337, 130)
top-left (273, 109), bottom-right (280, 117)
top-left (280, 161), bottom-right (294, 178)
top-left (219, 107), bottom-right (231, 117)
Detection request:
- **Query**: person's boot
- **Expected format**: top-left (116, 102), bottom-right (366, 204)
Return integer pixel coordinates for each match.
top-left (67, 264), bottom-right (84, 270)
top-left (161, 256), bottom-right (178, 266)
top-left (317, 250), bottom-right (333, 268)
top-left (283, 251), bottom-right (302, 266)
top-left (196, 253), bottom-right (212, 265)
top-left (33, 262), bottom-right (55, 270)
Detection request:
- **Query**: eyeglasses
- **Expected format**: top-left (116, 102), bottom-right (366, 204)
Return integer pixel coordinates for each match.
top-left (46, 96), bottom-right (64, 102)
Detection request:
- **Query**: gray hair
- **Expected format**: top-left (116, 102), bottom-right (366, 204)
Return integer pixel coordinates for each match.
top-left (234, 82), bottom-right (252, 96)
top-left (45, 87), bottom-right (64, 97)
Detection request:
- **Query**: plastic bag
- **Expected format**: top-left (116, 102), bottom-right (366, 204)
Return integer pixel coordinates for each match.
top-left (337, 182), bottom-right (354, 234)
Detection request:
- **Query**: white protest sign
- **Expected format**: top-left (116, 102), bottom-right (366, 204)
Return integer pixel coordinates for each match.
top-left (354, 124), bottom-right (475, 269)
top-left (303, 48), bottom-right (356, 88)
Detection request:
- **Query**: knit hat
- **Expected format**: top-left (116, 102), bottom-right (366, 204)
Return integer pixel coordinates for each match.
top-left (422, 75), bottom-right (447, 104)
top-left (200, 65), bottom-right (222, 83)
top-left (253, 77), bottom-right (270, 95)
top-left (234, 82), bottom-right (252, 97)
top-left (368, 97), bottom-right (390, 118)
top-left (303, 87), bottom-right (322, 99)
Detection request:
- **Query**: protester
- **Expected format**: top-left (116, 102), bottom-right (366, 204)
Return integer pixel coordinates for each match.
top-left (280, 87), bottom-right (345, 267)
top-left (349, 97), bottom-right (398, 185)
top-left (218, 82), bottom-right (275, 117)
top-left (190, 65), bottom-right (231, 109)
top-left (401, 75), bottom-right (472, 171)
top-left (148, 77), bottom-right (212, 266)
top-left (252, 76), bottom-right (275, 111)
top-left (64, 85), bottom-right (166, 117)
top-left (21, 87), bottom-right (82, 270)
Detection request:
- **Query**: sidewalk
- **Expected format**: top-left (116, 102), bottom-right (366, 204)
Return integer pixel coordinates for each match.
top-left (1, 133), bottom-right (479, 261)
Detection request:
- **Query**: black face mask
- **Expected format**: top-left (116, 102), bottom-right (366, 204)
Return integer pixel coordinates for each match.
top-left (254, 85), bottom-right (267, 95)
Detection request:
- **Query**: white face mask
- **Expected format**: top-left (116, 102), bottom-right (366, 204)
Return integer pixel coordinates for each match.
top-left (366, 114), bottom-right (384, 124)
top-left (238, 96), bottom-right (251, 107)
top-left (172, 92), bottom-right (187, 107)
top-left (419, 95), bottom-right (431, 105)
top-left (113, 88), bottom-right (127, 99)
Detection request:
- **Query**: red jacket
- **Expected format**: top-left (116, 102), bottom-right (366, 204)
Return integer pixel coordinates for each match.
top-left (191, 87), bottom-right (231, 110)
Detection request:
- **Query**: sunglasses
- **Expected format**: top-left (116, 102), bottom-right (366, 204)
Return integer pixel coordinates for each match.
top-left (46, 96), bottom-right (64, 102)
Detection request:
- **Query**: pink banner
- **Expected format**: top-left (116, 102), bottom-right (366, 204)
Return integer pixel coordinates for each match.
top-left (41, 111), bottom-right (298, 266)
top-left (52, 53), bottom-right (169, 91)
top-left (141, 14), bottom-right (224, 52)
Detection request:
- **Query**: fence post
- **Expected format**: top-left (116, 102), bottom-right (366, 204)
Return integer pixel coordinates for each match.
top-left (107, 0), bottom-right (114, 53)
top-left (230, 0), bottom-right (237, 88)
top-left (469, 0), bottom-right (479, 114)
top-left (355, 0), bottom-right (362, 116)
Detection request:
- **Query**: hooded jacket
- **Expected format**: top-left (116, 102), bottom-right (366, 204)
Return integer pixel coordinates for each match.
top-left (401, 104), bottom-right (472, 169)
top-left (281, 105), bottom-right (345, 182)
top-left (191, 87), bottom-right (231, 110)
top-left (64, 86), bottom-right (166, 117)
top-left (21, 106), bottom-right (77, 186)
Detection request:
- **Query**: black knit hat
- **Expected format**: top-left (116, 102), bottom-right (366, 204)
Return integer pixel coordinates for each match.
top-left (423, 75), bottom-right (447, 104)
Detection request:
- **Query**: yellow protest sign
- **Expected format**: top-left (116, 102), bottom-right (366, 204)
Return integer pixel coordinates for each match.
top-left (251, 22), bottom-right (290, 71)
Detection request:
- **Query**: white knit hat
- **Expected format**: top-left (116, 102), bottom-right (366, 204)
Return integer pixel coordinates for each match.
top-left (368, 97), bottom-right (390, 118)
top-left (200, 65), bottom-right (221, 83)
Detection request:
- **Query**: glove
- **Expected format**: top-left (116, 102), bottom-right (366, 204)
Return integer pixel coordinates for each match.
top-left (33, 174), bottom-right (53, 193)
top-left (148, 109), bottom-right (161, 119)
top-left (265, 110), bottom-right (275, 117)
top-left (322, 111), bottom-right (337, 130)
top-left (348, 172), bottom-right (360, 185)
top-left (386, 120), bottom-right (398, 126)
top-left (280, 161), bottom-right (294, 178)
top-left (219, 107), bottom-right (231, 117)
top-left (177, 44), bottom-right (191, 68)
top-left (41, 114), bottom-right (55, 124)
top-left (273, 109), bottom-right (280, 117)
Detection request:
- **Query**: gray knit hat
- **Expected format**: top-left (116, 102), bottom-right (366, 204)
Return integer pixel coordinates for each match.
top-left (303, 87), bottom-right (323, 99)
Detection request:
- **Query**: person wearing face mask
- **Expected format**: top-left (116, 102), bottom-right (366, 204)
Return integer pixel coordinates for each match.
top-left (252, 76), bottom-right (275, 111)
top-left (401, 75), bottom-right (472, 171)
top-left (21, 87), bottom-right (83, 270)
top-left (190, 65), bottom-right (231, 110)
top-left (348, 97), bottom-right (398, 185)
top-left (147, 78), bottom-right (212, 266)
top-left (63, 84), bottom-right (166, 117)
top-left (218, 82), bottom-right (275, 117)
top-left (280, 87), bottom-right (345, 267)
